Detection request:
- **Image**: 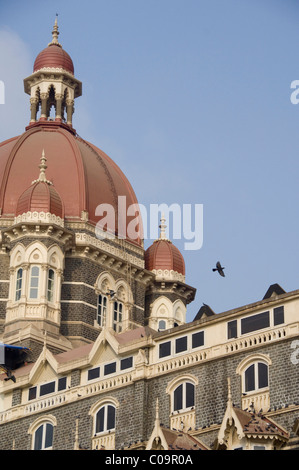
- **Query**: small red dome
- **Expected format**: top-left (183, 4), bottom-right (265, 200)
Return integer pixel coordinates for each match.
top-left (34, 44), bottom-right (74, 75)
top-left (16, 180), bottom-right (64, 219)
top-left (145, 239), bottom-right (185, 275)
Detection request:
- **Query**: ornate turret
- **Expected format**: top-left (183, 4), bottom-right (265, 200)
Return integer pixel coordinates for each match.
top-left (145, 216), bottom-right (196, 331)
top-left (16, 150), bottom-right (64, 220)
top-left (23, 17), bottom-right (82, 128)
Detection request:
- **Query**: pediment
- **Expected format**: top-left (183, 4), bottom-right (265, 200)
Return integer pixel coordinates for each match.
top-left (88, 328), bottom-right (120, 366)
top-left (29, 346), bottom-right (58, 385)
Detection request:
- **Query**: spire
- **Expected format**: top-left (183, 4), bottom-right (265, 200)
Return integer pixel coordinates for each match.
top-left (32, 150), bottom-right (53, 185)
top-left (49, 14), bottom-right (62, 47)
top-left (159, 213), bottom-right (167, 240)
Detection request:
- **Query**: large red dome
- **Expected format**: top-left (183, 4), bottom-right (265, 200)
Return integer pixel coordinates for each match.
top-left (33, 44), bottom-right (74, 75)
top-left (0, 122), bottom-right (142, 247)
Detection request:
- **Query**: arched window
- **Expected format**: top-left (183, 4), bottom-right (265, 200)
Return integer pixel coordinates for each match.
top-left (47, 269), bottom-right (55, 302)
top-left (113, 301), bottom-right (123, 333)
top-left (158, 320), bottom-right (166, 331)
top-left (97, 294), bottom-right (108, 327)
top-left (244, 362), bottom-right (268, 392)
top-left (173, 382), bottom-right (195, 412)
top-left (29, 266), bottom-right (40, 299)
top-left (15, 268), bottom-right (23, 301)
top-left (33, 422), bottom-right (54, 450)
top-left (95, 404), bottom-right (116, 434)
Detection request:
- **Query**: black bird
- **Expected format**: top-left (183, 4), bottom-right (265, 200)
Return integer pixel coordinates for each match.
top-left (106, 289), bottom-right (116, 298)
top-left (4, 369), bottom-right (16, 383)
top-left (213, 261), bottom-right (225, 277)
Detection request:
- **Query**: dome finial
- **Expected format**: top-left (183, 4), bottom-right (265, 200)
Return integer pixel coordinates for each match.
top-left (49, 14), bottom-right (62, 47)
top-left (32, 149), bottom-right (53, 185)
top-left (159, 213), bottom-right (167, 240)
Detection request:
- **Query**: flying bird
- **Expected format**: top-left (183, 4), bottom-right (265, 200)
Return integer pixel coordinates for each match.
top-left (213, 261), bottom-right (225, 277)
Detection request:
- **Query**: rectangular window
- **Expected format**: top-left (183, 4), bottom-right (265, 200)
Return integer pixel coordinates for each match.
top-left (274, 306), bottom-right (284, 326)
top-left (175, 336), bottom-right (187, 354)
top-left (258, 362), bottom-right (268, 389)
top-left (104, 362), bottom-right (117, 376)
top-left (28, 386), bottom-right (37, 401)
top-left (159, 341), bottom-right (171, 358)
top-left (40, 381), bottom-right (55, 396)
top-left (120, 357), bottom-right (133, 370)
top-left (58, 376), bottom-right (67, 391)
top-left (192, 331), bottom-right (204, 348)
top-left (241, 311), bottom-right (270, 335)
top-left (173, 384), bottom-right (183, 411)
top-left (29, 266), bottom-right (40, 299)
top-left (107, 405), bottom-right (116, 431)
top-left (186, 382), bottom-right (195, 408)
top-left (245, 364), bottom-right (255, 392)
top-left (96, 407), bottom-right (105, 434)
top-left (88, 367), bottom-right (100, 381)
top-left (47, 269), bottom-right (55, 302)
top-left (227, 320), bottom-right (237, 339)
top-left (15, 268), bottom-right (23, 301)
top-left (97, 295), bottom-right (108, 327)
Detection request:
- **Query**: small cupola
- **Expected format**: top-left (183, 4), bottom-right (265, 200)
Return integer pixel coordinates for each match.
top-left (145, 215), bottom-right (185, 281)
top-left (16, 150), bottom-right (64, 219)
top-left (23, 17), bottom-right (82, 128)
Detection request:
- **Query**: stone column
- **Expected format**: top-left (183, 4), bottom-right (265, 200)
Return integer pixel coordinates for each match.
top-left (66, 99), bottom-right (74, 126)
top-left (40, 93), bottom-right (48, 121)
top-left (55, 94), bottom-right (63, 122)
top-left (30, 97), bottom-right (38, 122)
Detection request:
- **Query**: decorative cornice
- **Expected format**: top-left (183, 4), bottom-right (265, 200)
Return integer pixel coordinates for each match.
top-left (75, 232), bottom-right (144, 269)
top-left (152, 269), bottom-right (185, 283)
top-left (13, 212), bottom-right (64, 228)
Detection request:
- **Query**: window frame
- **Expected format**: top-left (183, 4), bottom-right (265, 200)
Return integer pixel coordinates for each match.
top-left (33, 422), bottom-right (54, 450)
top-left (227, 306), bottom-right (285, 340)
top-left (243, 361), bottom-right (269, 393)
top-left (47, 268), bottom-right (55, 303)
top-left (97, 294), bottom-right (108, 327)
top-left (28, 377), bottom-right (68, 401)
top-left (172, 381), bottom-right (195, 412)
top-left (95, 404), bottom-right (116, 435)
top-left (113, 300), bottom-right (123, 332)
top-left (29, 265), bottom-right (40, 300)
top-left (28, 416), bottom-right (57, 451)
top-left (15, 268), bottom-right (23, 301)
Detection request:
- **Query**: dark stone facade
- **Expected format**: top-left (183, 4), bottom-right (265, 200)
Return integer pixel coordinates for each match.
top-left (0, 334), bottom-right (298, 450)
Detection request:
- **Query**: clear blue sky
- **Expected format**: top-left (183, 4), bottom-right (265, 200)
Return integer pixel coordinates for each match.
top-left (1, 0), bottom-right (299, 322)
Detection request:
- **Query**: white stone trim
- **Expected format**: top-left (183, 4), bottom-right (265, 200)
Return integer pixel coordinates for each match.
top-left (152, 269), bottom-right (185, 282)
top-left (14, 211), bottom-right (64, 227)
top-left (60, 300), bottom-right (97, 310)
top-left (75, 232), bottom-right (144, 269)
